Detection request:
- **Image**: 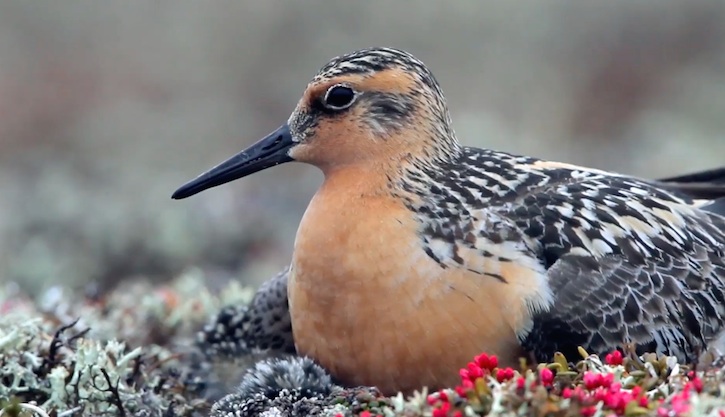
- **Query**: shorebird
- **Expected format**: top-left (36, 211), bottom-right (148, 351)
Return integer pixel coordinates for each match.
top-left (173, 47), bottom-right (725, 395)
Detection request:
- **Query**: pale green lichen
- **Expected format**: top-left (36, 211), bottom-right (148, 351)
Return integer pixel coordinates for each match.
top-left (0, 309), bottom-right (198, 415)
top-left (0, 271), bottom-right (258, 417)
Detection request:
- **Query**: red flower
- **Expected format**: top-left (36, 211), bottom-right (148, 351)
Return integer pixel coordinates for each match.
top-left (466, 362), bottom-right (484, 380)
top-left (439, 391), bottom-right (449, 402)
top-left (604, 390), bottom-right (626, 412)
top-left (689, 376), bottom-right (703, 393)
top-left (516, 376), bottom-right (526, 389)
top-left (583, 371), bottom-right (615, 390)
top-left (669, 390), bottom-right (692, 415)
top-left (459, 368), bottom-right (470, 381)
top-left (474, 353), bottom-right (498, 371)
top-left (605, 350), bottom-right (624, 366)
top-left (539, 368), bottom-right (554, 386)
top-left (600, 373), bottom-right (614, 388)
top-left (432, 402), bottom-right (450, 417)
top-left (496, 367), bottom-right (515, 382)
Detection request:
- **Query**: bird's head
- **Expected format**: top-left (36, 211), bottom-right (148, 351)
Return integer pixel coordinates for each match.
top-left (172, 47), bottom-right (458, 200)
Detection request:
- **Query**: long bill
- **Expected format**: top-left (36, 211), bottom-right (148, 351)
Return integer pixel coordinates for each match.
top-left (171, 124), bottom-right (294, 199)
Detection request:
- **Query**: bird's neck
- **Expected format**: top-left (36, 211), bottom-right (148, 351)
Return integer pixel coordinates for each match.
top-left (318, 163), bottom-right (397, 197)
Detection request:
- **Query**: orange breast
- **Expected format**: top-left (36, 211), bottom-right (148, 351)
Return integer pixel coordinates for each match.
top-left (288, 171), bottom-right (531, 395)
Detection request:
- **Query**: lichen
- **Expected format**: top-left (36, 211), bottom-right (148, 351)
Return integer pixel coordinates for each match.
top-left (0, 270), bottom-right (254, 417)
top-left (3, 274), bottom-right (725, 417)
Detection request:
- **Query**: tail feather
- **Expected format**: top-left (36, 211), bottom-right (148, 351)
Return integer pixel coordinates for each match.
top-left (658, 167), bottom-right (725, 184)
top-left (655, 167), bottom-right (725, 201)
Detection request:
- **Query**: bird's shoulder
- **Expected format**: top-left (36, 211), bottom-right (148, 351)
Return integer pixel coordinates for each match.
top-left (403, 147), bottom-right (725, 270)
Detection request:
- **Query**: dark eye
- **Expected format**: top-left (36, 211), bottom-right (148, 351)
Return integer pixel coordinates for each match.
top-left (323, 85), bottom-right (356, 110)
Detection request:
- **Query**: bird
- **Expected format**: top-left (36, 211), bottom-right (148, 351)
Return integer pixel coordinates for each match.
top-left (173, 47), bottom-right (725, 395)
top-left (195, 169), bottom-right (725, 364)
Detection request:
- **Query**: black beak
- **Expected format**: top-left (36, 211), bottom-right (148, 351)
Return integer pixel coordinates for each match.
top-left (171, 124), bottom-right (294, 199)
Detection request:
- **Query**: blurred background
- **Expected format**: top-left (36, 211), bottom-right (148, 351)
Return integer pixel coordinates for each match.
top-left (1, 1), bottom-right (724, 296)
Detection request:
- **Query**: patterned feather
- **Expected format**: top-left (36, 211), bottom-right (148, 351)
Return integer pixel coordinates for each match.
top-left (397, 147), bottom-right (725, 362)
